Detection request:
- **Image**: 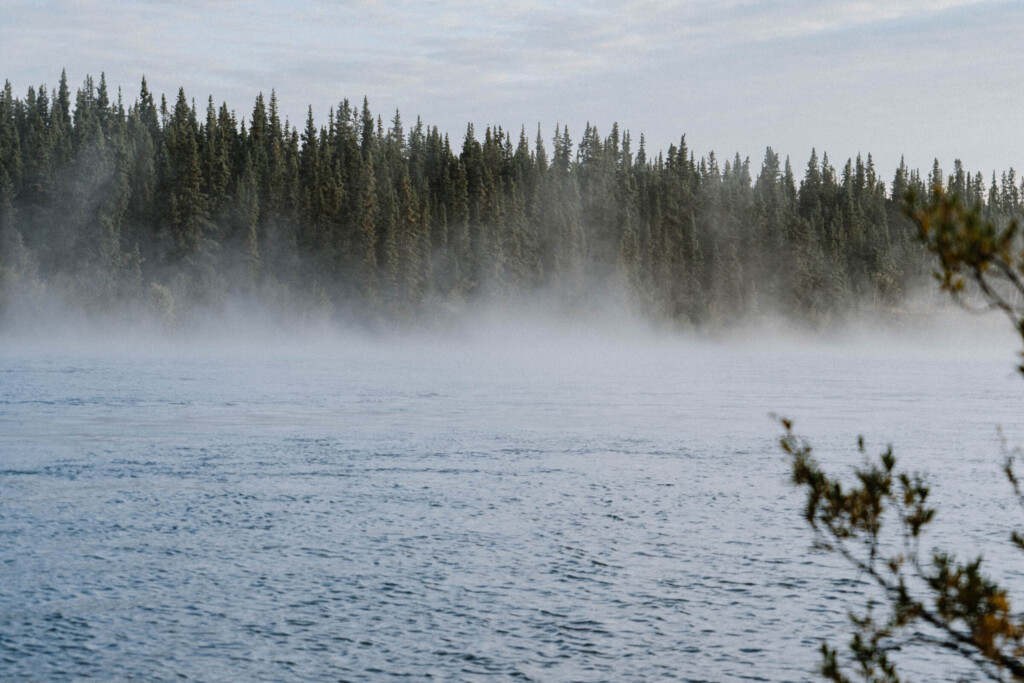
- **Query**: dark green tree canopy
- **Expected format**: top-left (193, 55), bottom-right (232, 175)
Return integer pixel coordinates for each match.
top-left (1, 72), bottom-right (1021, 325)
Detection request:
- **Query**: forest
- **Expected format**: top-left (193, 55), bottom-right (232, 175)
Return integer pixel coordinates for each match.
top-left (1, 71), bottom-right (1023, 329)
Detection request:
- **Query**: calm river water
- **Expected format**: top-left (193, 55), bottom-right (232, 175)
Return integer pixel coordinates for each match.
top-left (2, 323), bottom-right (1023, 681)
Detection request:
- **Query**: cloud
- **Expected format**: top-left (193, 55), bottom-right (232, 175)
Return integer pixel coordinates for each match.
top-left (1, 0), bottom-right (1020, 177)
top-left (0, 0), bottom-right (993, 100)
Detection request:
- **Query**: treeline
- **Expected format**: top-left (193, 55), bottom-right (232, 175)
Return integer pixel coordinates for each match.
top-left (1, 71), bottom-right (1022, 326)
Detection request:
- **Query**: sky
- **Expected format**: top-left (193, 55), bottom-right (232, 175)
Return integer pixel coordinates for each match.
top-left (3, 0), bottom-right (1022, 183)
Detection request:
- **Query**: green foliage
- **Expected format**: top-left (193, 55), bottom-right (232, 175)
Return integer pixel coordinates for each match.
top-left (909, 186), bottom-right (1024, 358)
top-left (2, 71), bottom-right (1020, 325)
top-left (781, 187), bottom-right (1024, 680)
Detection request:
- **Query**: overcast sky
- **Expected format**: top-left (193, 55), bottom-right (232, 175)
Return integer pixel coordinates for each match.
top-left (3, 0), bottom-right (1022, 182)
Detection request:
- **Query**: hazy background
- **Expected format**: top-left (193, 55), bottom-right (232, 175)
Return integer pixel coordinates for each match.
top-left (3, 0), bottom-right (1021, 178)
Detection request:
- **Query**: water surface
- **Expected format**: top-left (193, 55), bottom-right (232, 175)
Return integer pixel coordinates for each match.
top-left (2, 329), bottom-right (1023, 680)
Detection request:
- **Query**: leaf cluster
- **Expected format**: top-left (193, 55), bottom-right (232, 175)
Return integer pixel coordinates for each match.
top-left (781, 186), bottom-right (1024, 681)
top-left (910, 186), bottom-right (1024, 372)
top-left (780, 417), bottom-right (1024, 681)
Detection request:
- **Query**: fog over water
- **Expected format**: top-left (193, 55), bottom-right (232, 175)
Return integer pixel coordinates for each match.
top-left (2, 309), bottom-right (1023, 680)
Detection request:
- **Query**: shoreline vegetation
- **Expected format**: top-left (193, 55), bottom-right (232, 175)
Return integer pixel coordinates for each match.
top-left (1, 71), bottom-right (1022, 332)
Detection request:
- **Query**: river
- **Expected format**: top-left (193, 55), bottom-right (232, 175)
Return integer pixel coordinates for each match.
top-left (2, 321), bottom-right (1023, 680)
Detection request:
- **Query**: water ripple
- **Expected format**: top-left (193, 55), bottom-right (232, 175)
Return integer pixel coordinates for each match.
top-left (3, 349), bottom-right (1021, 680)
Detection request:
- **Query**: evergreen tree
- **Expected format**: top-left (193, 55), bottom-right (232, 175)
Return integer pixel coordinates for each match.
top-left (161, 87), bottom-right (207, 259)
top-left (0, 69), bottom-right (1014, 327)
